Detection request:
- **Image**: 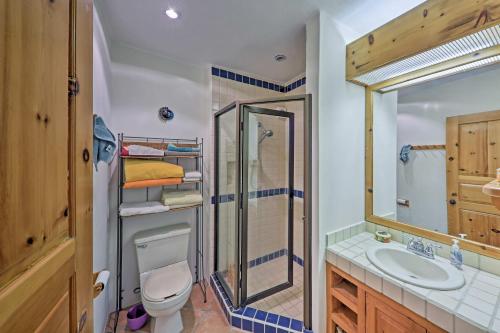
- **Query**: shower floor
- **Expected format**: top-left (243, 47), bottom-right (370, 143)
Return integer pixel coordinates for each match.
top-left (250, 257), bottom-right (304, 321)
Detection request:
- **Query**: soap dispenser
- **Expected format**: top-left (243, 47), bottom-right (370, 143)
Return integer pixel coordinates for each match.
top-left (450, 236), bottom-right (464, 269)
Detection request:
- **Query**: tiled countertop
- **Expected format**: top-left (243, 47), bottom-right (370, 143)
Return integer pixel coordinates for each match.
top-left (326, 232), bottom-right (500, 333)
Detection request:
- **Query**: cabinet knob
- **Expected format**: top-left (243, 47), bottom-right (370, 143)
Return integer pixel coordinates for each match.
top-left (449, 199), bottom-right (456, 205)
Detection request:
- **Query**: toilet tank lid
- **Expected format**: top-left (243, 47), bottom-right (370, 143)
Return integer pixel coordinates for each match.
top-left (134, 223), bottom-right (191, 245)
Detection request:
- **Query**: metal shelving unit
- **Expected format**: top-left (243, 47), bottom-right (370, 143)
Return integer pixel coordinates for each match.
top-left (114, 134), bottom-right (206, 329)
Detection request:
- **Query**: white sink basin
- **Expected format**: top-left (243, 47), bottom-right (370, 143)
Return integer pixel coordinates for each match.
top-left (366, 245), bottom-right (465, 290)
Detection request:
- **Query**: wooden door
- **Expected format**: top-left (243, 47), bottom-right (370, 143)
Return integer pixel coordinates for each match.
top-left (366, 294), bottom-right (426, 333)
top-left (446, 110), bottom-right (500, 246)
top-left (0, 1), bottom-right (93, 332)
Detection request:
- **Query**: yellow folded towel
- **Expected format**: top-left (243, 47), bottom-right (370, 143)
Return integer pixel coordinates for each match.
top-left (161, 190), bottom-right (203, 206)
top-left (124, 159), bottom-right (184, 182)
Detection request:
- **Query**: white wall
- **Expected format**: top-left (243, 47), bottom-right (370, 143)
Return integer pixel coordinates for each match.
top-left (307, 11), bottom-right (366, 333)
top-left (93, 7), bottom-right (112, 333)
top-left (396, 66), bottom-right (500, 233)
top-left (373, 91), bottom-right (398, 219)
top-left (108, 43), bottom-right (211, 308)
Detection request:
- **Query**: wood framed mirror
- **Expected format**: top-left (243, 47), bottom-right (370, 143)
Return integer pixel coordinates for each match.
top-left (348, 0), bottom-right (500, 259)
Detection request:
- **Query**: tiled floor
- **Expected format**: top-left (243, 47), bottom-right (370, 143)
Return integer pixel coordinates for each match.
top-left (107, 284), bottom-right (239, 333)
top-left (251, 259), bottom-right (303, 321)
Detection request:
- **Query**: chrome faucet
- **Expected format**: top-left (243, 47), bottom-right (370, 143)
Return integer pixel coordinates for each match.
top-left (407, 237), bottom-right (441, 259)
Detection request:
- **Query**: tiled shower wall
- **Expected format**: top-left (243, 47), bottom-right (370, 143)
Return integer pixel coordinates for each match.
top-left (210, 67), bottom-right (306, 275)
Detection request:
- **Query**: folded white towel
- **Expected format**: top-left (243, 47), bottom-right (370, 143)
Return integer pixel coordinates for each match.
top-left (184, 171), bottom-right (202, 179)
top-left (183, 177), bottom-right (200, 182)
top-left (127, 145), bottom-right (164, 156)
top-left (120, 201), bottom-right (169, 217)
top-left (162, 190), bottom-right (203, 206)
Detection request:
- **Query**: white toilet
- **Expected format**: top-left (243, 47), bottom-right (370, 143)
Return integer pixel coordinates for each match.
top-left (134, 223), bottom-right (193, 333)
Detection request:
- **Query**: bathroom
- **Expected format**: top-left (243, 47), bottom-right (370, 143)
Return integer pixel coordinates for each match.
top-left (1, 1), bottom-right (500, 333)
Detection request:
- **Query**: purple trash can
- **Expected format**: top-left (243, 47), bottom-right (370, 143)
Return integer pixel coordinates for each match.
top-left (127, 304), bottom-right (149, 331)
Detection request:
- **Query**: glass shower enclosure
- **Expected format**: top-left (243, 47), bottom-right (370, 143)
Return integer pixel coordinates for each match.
top-left (214, 95), bottom-right (312, 327)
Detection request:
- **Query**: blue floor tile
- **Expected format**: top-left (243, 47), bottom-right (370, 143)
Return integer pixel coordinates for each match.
top-left (265, 325), bottom-right (277, 333)
top-left (290, 319), bottom-right (303, 331)
top-left (255, 310), bottom-right (268, 321)
top-left (242, 319), bottom-right (253, 332)
top-left (243, 307), bottom-right (257, 318)
top-left (266, 313), bottom-right (279, 324)
top-left (231, 316), bottom-right (241, 328)
top-left (277, 316), bottom-right (291, 328)
top-left (254, 322), bottom-right (265, 333)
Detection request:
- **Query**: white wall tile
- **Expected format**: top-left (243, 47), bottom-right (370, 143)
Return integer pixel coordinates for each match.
top-left (454, 315), bottom-right (487, 333)
top-left (326, 251), bottom-right (337, 266)
top-left (426, 302), bottom-right (454, 332)
top-left (403, 290), bottom-right (426, 317)
top-left (337, 256), bottom-right (350, 273)
top-left (479, 255), bottom-right (500, 277)
top-left (456, 304), bottom-right (491, 331)
top-left (382, 278), bottom-right (402, 303)
top-left (350, 263), bottom-right (365, 282)
top-left (463, 250), bottom-right (480, 268)
top-left (365, 270), bottom-right (382, 292)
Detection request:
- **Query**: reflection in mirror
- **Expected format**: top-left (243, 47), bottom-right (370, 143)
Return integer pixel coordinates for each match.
top-left (373, 64), bottom-right (500, 248)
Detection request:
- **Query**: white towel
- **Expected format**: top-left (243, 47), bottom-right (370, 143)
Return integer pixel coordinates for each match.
top-left (184, 171), bottom-right (202, 179)
top-left (183, 177), bottom-right (200, 183)
top-left (120, 201), bottom-right (169, 217)
top-left (127, 145), bottom-right (164, 156)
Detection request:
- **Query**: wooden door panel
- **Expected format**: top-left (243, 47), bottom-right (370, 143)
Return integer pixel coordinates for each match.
top-left (0, 240), bottom-right (74, 331)
top-left (35, 292), bottom-right (70, 333)
top-left (460, 210), bottom-right (500, 246)
top-left (488, 218), bottom-right (500, 247)
top-left (460, 210), bottom-right (490, 244)
top-left (487, 120), bottom-right (500, 175)
top-left (459, 122), bottom-right (488, 176)
top-left (0, 0), bottom-right (70, 285)
top-left (459, 183), bottom-right (492, 204)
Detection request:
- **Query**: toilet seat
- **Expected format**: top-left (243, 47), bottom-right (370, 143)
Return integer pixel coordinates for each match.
top-left (143, 261), bottom-right (191, 303)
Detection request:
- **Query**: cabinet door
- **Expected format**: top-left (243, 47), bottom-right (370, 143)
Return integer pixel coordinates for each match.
top-left (366, 294), bottom-right (426, 333)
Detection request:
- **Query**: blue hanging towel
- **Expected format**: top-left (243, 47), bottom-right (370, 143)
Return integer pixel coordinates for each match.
top-left (167, 143), bottom-right (200, 153)
top-left (93, 115), bottom-right (116, 170)
top-left (400, 144), bottom-right (412, 163)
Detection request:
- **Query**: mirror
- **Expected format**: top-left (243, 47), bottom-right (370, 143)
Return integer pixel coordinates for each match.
top-left (372, 64), bottom-right (500, 248)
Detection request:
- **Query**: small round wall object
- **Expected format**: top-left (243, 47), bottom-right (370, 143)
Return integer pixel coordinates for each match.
top-left (158, 107), bottom-right (175, 122)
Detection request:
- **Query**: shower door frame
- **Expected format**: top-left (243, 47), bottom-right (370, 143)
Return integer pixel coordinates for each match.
top-left (214, 104), bottom-right (241, 307)
top-left (240, 105), bottom-right (295, 306)
top-left (214, 94), bottom-right (313, 329)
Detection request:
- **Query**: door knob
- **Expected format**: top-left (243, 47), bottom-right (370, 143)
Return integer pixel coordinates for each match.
top-left (449, 199), bottom-right (457, 205)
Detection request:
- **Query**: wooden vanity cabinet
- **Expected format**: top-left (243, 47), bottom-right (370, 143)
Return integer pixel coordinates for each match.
top-left (327, 263), bottom-right (445, 333)
top-left (366, 294), bottom-right (426, 333)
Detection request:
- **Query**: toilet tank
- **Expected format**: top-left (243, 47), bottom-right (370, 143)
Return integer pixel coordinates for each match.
top-left (134, 223), bottom-right (191, 273)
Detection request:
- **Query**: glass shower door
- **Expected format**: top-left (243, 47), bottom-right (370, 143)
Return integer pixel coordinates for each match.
top-left (241, 105), bottom-right (294, 305)
top-left (215, 106), bottom-right (240, 305)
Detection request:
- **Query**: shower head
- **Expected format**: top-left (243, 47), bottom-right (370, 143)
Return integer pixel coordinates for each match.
top-left (258, 129), bottom-right (273, 143)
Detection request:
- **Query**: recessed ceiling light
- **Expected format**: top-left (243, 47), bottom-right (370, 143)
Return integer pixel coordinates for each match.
top-left (274, 54), bottom-right (287, 62)
top-left (165, 8), bottom-right (179, 19)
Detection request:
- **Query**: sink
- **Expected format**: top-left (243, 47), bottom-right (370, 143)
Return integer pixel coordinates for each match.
top-left (366, 245), bottom-right (465, 290)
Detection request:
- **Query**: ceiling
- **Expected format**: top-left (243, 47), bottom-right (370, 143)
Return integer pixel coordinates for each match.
top-left (96, 0), bottom-right (425, 82)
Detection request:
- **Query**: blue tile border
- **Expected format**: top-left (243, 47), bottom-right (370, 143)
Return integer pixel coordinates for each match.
top-left (211, 188), bottom-right (303, 204)
top-left (248, 249), bottom-right (303, 268)
top-left (212, 67), bottom-right (305, 93)
top-left (210, 274), bottom-right (312, 333)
